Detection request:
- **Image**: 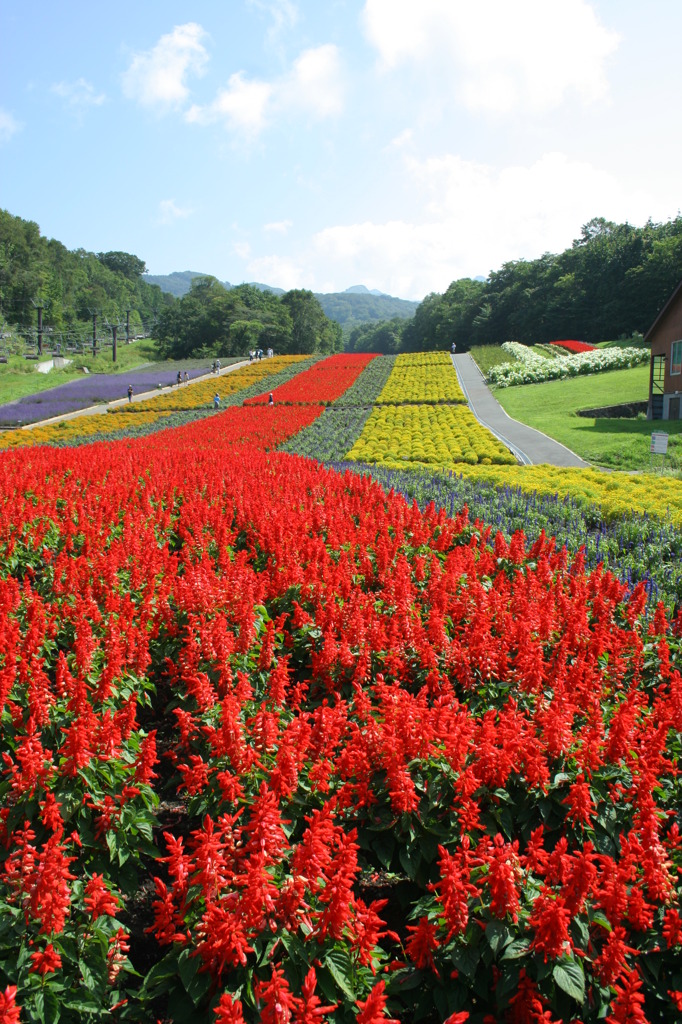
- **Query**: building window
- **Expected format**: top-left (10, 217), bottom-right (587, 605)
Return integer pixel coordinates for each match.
top-left (672, 340), bottom-right (682, 375)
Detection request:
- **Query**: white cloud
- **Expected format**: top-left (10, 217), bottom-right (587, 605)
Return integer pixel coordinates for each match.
top-left (51, 78), bottom-right (106, 111)
top-left (157, 199), bottom-right (193, 225)
top-left (388, 128), bottom-right (413, 149)
top-left (361, 0), bottom-right (620, 113)
top-left (186, 72), bottom-right (273, 135)
top-left (247, 0), bottom-right (299, 41)
top-left (186, 44), bottom-right (344, 137)
top-left (122, 23), bottom-right (208, 109)
top-left (264, 219), bottom-right (293, 234)
top-left (246, 254), bottom-right (302, 290)
top-left (279, 44), bottom-right (344, 117)
top-left (362, 0), bottom-right (432, 69)
top-left (311, 151), bottom-right (663, 299)
top-left (233, 241), bottom-right (252, 260)
top-left (0, 108), bottom-right (20, 143)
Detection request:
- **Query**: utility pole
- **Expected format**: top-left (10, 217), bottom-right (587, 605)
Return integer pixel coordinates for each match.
top-left (125, 308), bottom-right (131, 344)
top-left (111, 323), bottom-right (118, 363)
top-left (32, 297), bottom-right (46, 356)
top-left (92, 311), bottom-right (97, 357)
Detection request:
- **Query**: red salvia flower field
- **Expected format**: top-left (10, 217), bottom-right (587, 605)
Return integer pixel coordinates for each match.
top-left (549, 340), bottom-right (596, 353)
top-left (0, 385), bottom-right (680, 1023)
top-left (244, 353), bottom-right (377, 405)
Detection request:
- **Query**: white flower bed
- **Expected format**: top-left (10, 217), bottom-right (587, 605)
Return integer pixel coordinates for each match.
top-left (487, 342), bottom-right (648, 387)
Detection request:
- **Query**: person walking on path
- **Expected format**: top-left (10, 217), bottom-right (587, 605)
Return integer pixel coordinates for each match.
top-left (176, 370), bottom-right (182, 387)
top-left (127, 384), bottom-right (133, 403)
top-left (183, 371), bottom-right (189, 386)
top-left (451, 342), bottom-right (456, 354)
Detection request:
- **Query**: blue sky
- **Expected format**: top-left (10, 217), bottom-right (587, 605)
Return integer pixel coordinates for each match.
top-left (1, 0), bottom-right (680, 300)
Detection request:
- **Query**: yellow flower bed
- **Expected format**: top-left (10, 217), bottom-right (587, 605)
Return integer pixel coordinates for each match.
top-left (456, 463), bottom-right (682, 527)
top-left (346, 404), bottom-right (517, 468)
top-left (110, 356), bottom-right (308, 414)
top-left (376, 351), bottom-right (466, 405)
top-left (0, 410), bottom-right (166, 450)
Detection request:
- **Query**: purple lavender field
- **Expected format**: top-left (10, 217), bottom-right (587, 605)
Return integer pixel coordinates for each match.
top-left (0, 368), bottom-right (210, 425)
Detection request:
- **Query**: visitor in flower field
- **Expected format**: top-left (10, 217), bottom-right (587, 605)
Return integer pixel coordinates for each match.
top-left (127, 384), bottom-right (133, 402)
top-left (183, 371), bottom-right (189, 385)
top-left (268, 392), bottom-right (274, 405)
top-left (213, 393), bottom-right (220, 410)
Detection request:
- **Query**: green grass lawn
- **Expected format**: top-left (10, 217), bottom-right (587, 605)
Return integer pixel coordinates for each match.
top-left (468, 344), bottom-right (511, 376)
top-left (492, 363), bottom-right (682, 471)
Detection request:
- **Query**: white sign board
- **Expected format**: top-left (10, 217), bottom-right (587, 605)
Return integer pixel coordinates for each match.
top-left (650, 432), bottom-right (669, 455)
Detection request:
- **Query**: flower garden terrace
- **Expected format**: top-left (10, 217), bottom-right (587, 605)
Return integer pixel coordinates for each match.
top-left (1, 347), bottom-right (682, 614)
top-left (0, 397), bottom-right (681, 1023)
top-left (1, 350), bottom-right (681, 608)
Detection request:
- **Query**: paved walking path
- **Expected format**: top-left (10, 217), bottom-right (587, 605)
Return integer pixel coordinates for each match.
top-left (452, 353), bottom-right (590, 468)
top-left (19, 360), bottom-right (250, 430)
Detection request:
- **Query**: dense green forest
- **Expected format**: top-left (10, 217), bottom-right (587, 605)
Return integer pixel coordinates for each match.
top-left (3, 209), bottom-right (681, 358)
top-left (0, 211), bottom-right (341, 358)
top-left (348, 216), bottom-right (682, 352)
top-left (0, 209), bottom-right (172, 348)
top-left (153, 277), bottom-right (342, 358)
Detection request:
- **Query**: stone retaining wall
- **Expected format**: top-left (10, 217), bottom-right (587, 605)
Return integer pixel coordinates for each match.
top-left (577, 401), bottom-right (648, 419)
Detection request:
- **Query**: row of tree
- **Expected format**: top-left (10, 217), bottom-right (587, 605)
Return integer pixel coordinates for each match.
top-left (0, 210), bottom-right (342, 359)
top-left (153, 277), bottom-right (342, 359)
top-left (0, 209), bottom-right (171, 346)
top-left (347, 216), bottom-right (682, 352)
top-left (3, 208), bottom-right (680, 358)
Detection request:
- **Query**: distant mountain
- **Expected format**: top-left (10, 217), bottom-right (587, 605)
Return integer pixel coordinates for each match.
top-left (142, 271), bottom-right (286, 297)
top-left (142, 271), bottom-right (217, 296)
top-left (252, 282), bottom-right (285, 296)
top-left (345, 284), bottom-right (388, 297)
top-left (315, 290), bottom-right (419, 327)
top-left (143, 272), bottom-right (419, 328)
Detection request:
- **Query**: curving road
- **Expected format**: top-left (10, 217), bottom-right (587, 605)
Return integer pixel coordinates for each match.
top-left (452, 353), bottom-right (590, 468)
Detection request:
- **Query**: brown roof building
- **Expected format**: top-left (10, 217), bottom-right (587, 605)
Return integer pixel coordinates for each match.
top-left (645, 278), bottom-right (682, 420)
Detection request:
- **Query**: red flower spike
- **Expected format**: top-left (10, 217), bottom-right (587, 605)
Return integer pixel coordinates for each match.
top-left (663, 908), bottom-right (682, 948)
top-left (529, 889), bottom-right (572, 961)
top-left (405, 916), bottom-right (440, 973)
top-left (214, 992), bottom-right (247, 1024)
top-left (84, 873), bottom-right (121, 921)
top-left (254, 965), bottom-right (301, 1024)
top-left (355, 980), bottom-right (398, 1024)
top-left (0, 985), bottom-right (21, 1024)
top-left (292, 968), bottom-right (337, 1024)
top-left (29, 943), bottom-right (62, 976)
top-left (606, 966), bottom-right (649, 1024)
